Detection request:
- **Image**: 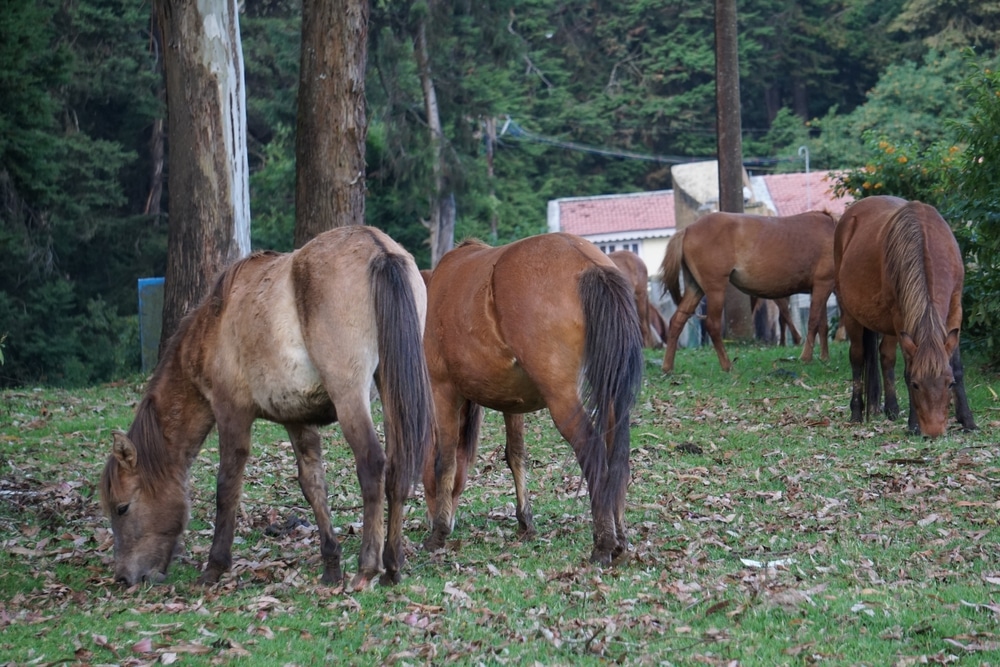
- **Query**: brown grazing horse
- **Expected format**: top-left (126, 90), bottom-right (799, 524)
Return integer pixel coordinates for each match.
top-left (609, 250), bottom-right (657, 348)
top-left (422, 233), bottom-right (644, 566)
top-left (100, 226), bottom-right (433, 590)
top-left (660, 210), bottom-right (837, 372)
top-left (834, 195), bottom-right (975, 437)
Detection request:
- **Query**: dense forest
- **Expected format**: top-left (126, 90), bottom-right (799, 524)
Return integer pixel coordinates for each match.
top-left (1, 0), bottom-right (999, 387)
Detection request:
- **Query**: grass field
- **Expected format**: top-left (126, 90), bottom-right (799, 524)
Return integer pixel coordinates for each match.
top-left (1, 341), bottom-right (998, 666)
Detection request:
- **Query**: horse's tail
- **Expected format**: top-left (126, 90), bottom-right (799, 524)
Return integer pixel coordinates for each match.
top-left (660, 229), bottom-right (685, 305)
top-left (861, 327), bottom-right (882, 420)
top-left (368, 253), bottom-right (434, 502)
top-left (578, 265), bottom-right (644, 516)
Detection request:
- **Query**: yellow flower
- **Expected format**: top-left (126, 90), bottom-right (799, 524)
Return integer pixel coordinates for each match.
top-left (897, 156), bottom-right (908, 164)
top-left (863, 182), bottom-right (872, 190)
top-left (874, 182), bottom-right (883, 189)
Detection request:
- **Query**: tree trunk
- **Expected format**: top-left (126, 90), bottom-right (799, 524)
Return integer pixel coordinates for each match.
top-left (715, 0), bottom-right (752, 341)
top-left (157, 0), bottom-right (251, 354)
top-left (145, 11), bottom-right (165, 221)
top-left (414, 10), bottom-right (453, 267)
top-left (294, 0), bottom-right (369, 248)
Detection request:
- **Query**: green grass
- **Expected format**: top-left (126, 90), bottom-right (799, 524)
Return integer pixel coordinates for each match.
top-left (1, 341), bottom-right (998, 665)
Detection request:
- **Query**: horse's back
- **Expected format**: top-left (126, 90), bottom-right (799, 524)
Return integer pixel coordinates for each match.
top-left (213, 226), bottom-right (422, 422)
top-left (835, 196), bottom-right (962, 334)
top-left (426, 233), bottom-right (612, 412)
top-left (684, 210), bottom-right (835, 296)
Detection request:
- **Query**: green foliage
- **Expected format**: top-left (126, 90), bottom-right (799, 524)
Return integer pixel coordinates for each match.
top-left (0, 0), bottom-right (161, 387)
top-left (831, 132), bottom-right (960, 205)
top-left (831, 50), bottom-right (1000, 364)
top-left (946, 51), bottom-right (1000, 358)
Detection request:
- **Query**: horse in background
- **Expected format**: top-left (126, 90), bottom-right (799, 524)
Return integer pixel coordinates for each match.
top-left (834, 195), bottom-right (975, 437)
top-left (609, 250), bottom-right (658, 348)
top-left (659, 210), bottom-right (837, 372)
top-left (752, 297), bottom-right (802, 347)
top-left (100, 226), bottom-right (433, 590)
top-left (422, 233), bottom-right (643, 566)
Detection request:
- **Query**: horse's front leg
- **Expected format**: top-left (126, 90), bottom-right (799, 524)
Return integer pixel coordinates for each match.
top-left (200, 415), bottom-right (254, 585)
top-left (285, 423), bottom-right (343, 587)
top-left (880, 335), bottom-right (901, 422)
top-left (950, 347), bottom-right (977, 431)
top-left (339, 404), bottom-right (386, 591)
top-left (503, 413), bottom-right (536, 539)
top-left (803, 290), bottom-right (827, 361)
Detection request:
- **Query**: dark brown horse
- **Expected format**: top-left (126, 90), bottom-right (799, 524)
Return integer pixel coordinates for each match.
top-left (100, 226), bottom-right (432, 589)
top-left (421, 233), bottom-right (644, 566)
top-left (609, 250), bottom-right (657, 348)
top-left (834, 195), bottom-right (975, 437)
top-left (660, 210), bottom-right (837, 372)
top-left (752, 297), bottom-right (802, 346)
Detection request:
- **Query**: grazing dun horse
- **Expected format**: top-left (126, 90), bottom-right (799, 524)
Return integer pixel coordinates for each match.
top-left (422, 233), bottom-right (644, 566)
top-left (100, 226), bottom-right (433, 590)
top-left (659, 210), bottom-right (837, 372)
top-left (834, 195), bottom-right (975, 437)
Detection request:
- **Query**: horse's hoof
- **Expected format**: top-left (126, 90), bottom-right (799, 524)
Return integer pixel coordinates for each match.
top-left (588, 549), bottom-right (613, 567)
top-left (423, 532), bottom-right (447, 552)
top-left (517, 526), bottom-right (538, 541)
top-left (349, 572), bottom-right (376, 592)
top-left (320, 567), bottom-right (344, 587)
top-left (379, 570), bottom-right (402, 586)
top-left (196, 570), bottom-right (222, 586)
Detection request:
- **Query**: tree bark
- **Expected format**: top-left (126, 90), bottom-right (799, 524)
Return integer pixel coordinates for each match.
top-left (294, 0), bottom-right (369, 248)
top-left (413, 10), bottom-right (454, 267)
top-left (157, 0), bottom-right (251, 354)
top-left (715, 0), bottom-right (752, 341)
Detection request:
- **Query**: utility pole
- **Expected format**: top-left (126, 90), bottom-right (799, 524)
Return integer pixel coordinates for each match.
top-left (715, 0), bottom-right (752, 341)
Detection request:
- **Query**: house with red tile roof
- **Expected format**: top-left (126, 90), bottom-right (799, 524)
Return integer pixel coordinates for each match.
top-left (547, 164), bottom-right (851, 278)
top-left (547, 163), bottom-right (852, 345)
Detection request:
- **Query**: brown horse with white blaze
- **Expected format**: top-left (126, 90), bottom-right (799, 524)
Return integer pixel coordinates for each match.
top-left (422, 234), bottom-right (644, 566)
top-left (834, 195), bottom-right (975, 437)
top-left (660, 210), bottom-right (837, 372)
top-left (100, 226), bottom-right (433, 590)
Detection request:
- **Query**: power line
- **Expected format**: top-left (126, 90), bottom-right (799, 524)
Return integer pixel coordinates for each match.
top-left (498, 116), bottom-right (806, 167)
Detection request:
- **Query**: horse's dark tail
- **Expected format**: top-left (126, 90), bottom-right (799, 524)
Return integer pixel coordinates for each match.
top-left (368, 253), bottom-right (434, 503)
top-left (578, 265), bottom-right (644, 519)
top-left (861, 327), bottom-right (882, 420)
top-left (660, 229), bottom-right (686, 305)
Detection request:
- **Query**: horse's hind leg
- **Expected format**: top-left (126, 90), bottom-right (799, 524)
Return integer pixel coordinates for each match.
top-left (503, 413), bottom-right (536, 539)
top-left (950, 347), bottom-right (977, 431)
top-left (285, 423), bottom-right (343, 586)
top-left (546, 398), bottom-right (620, 566)
top-left (337, 398), bottom-right (387, 590)
top-left (702, 292), bottom-right (732, 371)
top-left (201, 414), bottom-right (254, 585)
top-left (424, 396), bottom-right (477, 552)
top-left (662, 287), bottom-right (706, 373)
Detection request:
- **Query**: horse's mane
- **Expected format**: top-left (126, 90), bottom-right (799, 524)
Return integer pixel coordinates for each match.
top-left (108, 251), bottom-right (278, 499)
top-left (456, 238), bottom-right (490, 250)
top-left (884, 204), bottom-right (949, 372)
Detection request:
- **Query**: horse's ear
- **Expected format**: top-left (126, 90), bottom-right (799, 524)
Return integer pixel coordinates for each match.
top-left (899, 331), bottom-right (917, 359)
top-left (112, 430), bottom-right (138, 471)
top-left (944, 328), bottom-right (960, 355)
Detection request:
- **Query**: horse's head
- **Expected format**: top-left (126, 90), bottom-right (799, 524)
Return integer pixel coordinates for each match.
top-left (900, 329), bottom-right (959, 438)
top-left (100, 430), bottom-right (188, 586)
